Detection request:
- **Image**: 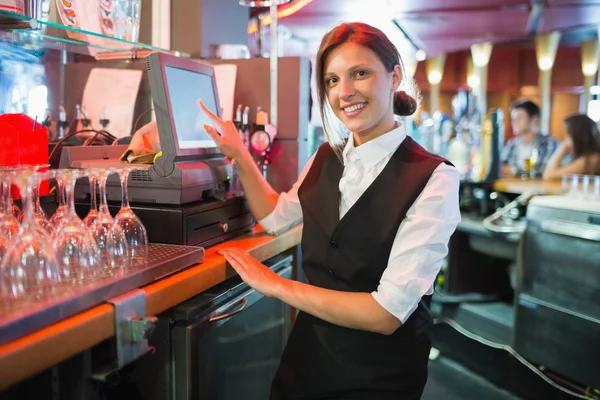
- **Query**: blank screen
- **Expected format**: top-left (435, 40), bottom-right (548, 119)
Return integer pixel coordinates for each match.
top-left (164, 65), bottom-right (219, 149)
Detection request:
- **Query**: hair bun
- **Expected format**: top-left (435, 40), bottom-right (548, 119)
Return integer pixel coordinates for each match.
top-left (393, 91), bottom-right (417, 116)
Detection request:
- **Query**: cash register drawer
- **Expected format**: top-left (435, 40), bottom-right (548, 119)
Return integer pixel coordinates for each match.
top-left (185, 202), bottom-right (254, 246)
top-left (76, 196), bottom-right (255, 248)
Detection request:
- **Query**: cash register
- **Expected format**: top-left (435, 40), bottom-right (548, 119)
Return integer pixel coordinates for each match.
top-left (61, 52), bottom-right (255, 247)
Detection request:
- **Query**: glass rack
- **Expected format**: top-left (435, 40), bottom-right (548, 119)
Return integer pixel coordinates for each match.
top-left (0, 9), bottom-right (188, 59)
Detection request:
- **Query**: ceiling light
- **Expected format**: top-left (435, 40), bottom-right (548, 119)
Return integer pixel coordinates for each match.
top-left (538, 57), bottom-right (553, 71)
top-left (416, 49), bottom-right (426, 61)
top-left (428, 71), bottom-right (442, 85)
top-left (247, 0), bottom-right (313, 34)
top-left (239, 0), bottom-right (291, 6)
top-left (467, 75), bottom-right (480, 88)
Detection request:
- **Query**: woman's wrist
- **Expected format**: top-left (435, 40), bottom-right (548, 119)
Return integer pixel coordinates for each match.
top-left (233, 149), bottom-right (255, 171)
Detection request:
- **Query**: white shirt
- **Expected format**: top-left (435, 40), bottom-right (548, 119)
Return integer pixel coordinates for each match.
top-left (259, 125), bottom-right (461, 323)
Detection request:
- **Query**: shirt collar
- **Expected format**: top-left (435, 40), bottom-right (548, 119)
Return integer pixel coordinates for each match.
top-left (516, 132), bottom-right (542, 146)
top-left (342, 123), bottom-right (406, 170)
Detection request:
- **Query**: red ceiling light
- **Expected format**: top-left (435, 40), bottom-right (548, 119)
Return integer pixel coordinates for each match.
top-left (247, 0), bottom-right (313, 34)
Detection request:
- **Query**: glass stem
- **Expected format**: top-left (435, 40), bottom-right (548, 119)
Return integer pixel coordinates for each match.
top-left (89, 177), bottom-right (97, 211)
top-left (0, 181), bottom-right (8, 214)
top-left (98, 175), bottom-right (109, 215)
top-left (120, 173), bottom-right (130, 209)
top-left (57, 178), bottom-right (66, 207)
top-left (66, 177), bottom-right (76, 215)
top-left (21, 179), bottom-right (35, 228)
top-left (34, 179), bottom-right (41, 212)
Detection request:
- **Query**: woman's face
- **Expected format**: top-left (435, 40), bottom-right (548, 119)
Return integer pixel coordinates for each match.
top-left (323, 42), bottom-right (401, 143)
top-left (563, 130), bottom-right (574, 152)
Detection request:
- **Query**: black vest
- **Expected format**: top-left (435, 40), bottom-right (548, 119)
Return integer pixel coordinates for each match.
top-left (271, 136), bottom-right (452, 400)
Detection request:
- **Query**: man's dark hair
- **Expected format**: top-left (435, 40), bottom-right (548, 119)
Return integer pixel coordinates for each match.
top-left (512, 100), bottom-right (540, 119)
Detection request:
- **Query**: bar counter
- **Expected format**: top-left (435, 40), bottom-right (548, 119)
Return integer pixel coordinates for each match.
top-left (493, 178), bottom-right (562, 195)
top-left (0, 225), bottom-right (303, 391)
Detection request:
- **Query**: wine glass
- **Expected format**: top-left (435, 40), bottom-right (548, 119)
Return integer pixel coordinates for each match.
top-left (0, 169), bottom-right (21, 219)
top-left (0, 169), bottom-right (23, 269)
top-left (51, 169), bottom-right (100, 280)
top-left (0, 168), bottom-right (60, 300)
top-left (18, 171), bottom-right (52, 234)
top-left (90, 168), bottom-right (128, 270)
top-left (114, 166), bottom-right (148, 260)
top-left (32, 174), bottom-right (52, 234)
top-left (0, 169), bottom-right (22, 240)
top-left (13, 164), bottom-right (52, 239)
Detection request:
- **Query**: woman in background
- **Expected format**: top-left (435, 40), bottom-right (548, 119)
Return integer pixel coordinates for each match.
top-left (543, 113), bottom-right (600, 179)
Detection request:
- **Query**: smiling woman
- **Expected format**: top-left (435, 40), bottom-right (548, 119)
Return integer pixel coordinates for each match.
top-left (317, 22), bottom-right (419, 156)
top-left (201, 21), bottom-right (461, 400)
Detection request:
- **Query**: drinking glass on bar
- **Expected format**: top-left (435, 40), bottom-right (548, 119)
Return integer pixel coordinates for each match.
top-left (0, 168), bottom-right (60, 300)
top-left (114, 166), bottom-right (148, 260)
top-left (112, 0), bottom-right (142, 42)
top-left (90, 168), bottom-right (128, 271)
top-left (51, 169), bottom-right (100, 281)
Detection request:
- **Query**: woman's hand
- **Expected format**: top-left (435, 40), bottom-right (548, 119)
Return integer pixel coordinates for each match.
top-left (558, 137), bottom-right (573, 155)
top-left (198, 100), bottom-right (248, 161)
top-left (217, 247), bottom-right (285, 298)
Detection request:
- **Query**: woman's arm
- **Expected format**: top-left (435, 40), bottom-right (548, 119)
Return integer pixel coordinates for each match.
top-left (542, 141), bottom-right (584, 180)
top-left (219, 164), bottom-right (461, 335)
top-left (200, 101), bottom-right (279, 220)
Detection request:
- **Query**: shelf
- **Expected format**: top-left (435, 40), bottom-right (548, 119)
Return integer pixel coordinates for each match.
top-left (0, 9), bottom-right (188, 59)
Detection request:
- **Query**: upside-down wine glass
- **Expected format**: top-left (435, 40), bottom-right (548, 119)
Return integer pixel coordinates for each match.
top-left (0, 168), bottom-right (60, 300)
top-left (114, 166), bottom-right (148, 260)
top-left (0, 170), bottom-right (21, 267)
top-left (90, 168), bottom-right (128, 271)
top-left (0, 169), bottom-right (21, 237)
top-left (51, 169), bottom-right (100, 281)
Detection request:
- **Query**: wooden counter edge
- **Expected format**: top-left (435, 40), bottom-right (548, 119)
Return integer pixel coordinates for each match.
top-left (493, 178), bottom-right (563, 195)
top-left (0, 225), bottom-right (303, 391)
top-left (0, 304), bottom-right (114, 391)
top-left (144, 225), bottom-right (303, 315)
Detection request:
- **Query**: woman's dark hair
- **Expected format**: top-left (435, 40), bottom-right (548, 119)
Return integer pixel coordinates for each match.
top-left (564, 113), bottom-right (600, 157)
top-left (316, 22), bottom-right (418, 120)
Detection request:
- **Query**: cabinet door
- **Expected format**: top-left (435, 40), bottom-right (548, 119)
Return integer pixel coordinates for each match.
top-left (174, 266), bottom-right (293, 400)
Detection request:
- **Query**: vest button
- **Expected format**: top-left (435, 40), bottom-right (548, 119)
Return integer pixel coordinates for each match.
top-left (330, 241), bottom-right (339, 248)
top-left (328, 269), bottom-right (334, 275)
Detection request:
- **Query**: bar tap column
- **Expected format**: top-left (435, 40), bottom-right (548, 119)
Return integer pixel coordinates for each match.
top-left (535, 31), bottom-right (561, 134)
top-left (427, 54), bottom-right (446, 116)
top-left (269, 3), bottom-right (279, 127)
top-left (580, 38), bottom-right (599, 113)
top-left (470, 42), bottom-right (493, 116)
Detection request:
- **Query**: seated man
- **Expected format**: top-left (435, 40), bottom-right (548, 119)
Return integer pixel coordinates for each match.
top-left (501, 100), bottom-right (558, 178)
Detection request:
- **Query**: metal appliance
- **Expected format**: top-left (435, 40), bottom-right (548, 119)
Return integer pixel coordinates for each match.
top-left (61, 53), bottom-right (255, 246)
top-left (0, 244), bottom-right (205, 346)
top-left (110, 254), bottom-right (294, 400)
top-left (514, 194), bottom-right (600, 388)
top-left (458, 108), bottom-right (506, 217)
top-left (61, 52), bottom-right (235, 206)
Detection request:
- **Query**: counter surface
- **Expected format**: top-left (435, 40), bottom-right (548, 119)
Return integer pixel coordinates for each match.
top-left (0, 225), bottom-right (303, 391)
top-left (493, 178), bottom-right (562, 195)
